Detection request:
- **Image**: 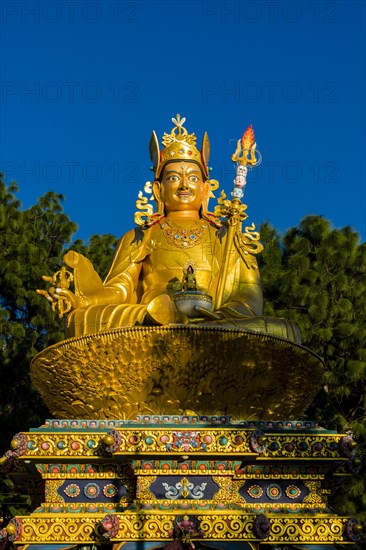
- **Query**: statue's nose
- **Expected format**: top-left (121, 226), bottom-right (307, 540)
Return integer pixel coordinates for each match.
top-left (179, 174), bottom-right (189, 189)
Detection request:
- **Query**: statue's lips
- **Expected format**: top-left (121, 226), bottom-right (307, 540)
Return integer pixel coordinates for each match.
top-left (175, 190), bottom-right (193, 199)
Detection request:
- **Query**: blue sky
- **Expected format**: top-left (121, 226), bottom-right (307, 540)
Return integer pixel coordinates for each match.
top-left (1, 0), bottom-right (365, 243)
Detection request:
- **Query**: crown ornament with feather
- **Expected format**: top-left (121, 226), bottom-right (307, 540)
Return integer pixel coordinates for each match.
top-left (149, 114), bottom-right (210, 179)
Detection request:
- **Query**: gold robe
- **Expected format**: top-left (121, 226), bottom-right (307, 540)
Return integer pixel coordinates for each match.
top-left (65, 220), bottom-right (300, 343)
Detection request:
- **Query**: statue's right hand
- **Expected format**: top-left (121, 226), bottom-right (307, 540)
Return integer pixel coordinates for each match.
top-left (54, 287), bottom-right (89, 309)
top-left (36, 285), bottom-right (87, 318)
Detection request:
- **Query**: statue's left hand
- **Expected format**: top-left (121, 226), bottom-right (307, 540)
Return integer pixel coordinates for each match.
top-left (193, 306), bottom-right (223, 321)
top-left (146, 294), bottom-right (189, 325)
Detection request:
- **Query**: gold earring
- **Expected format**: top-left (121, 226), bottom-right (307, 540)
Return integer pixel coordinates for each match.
top-left (152, 181), bottom-right (164, 218)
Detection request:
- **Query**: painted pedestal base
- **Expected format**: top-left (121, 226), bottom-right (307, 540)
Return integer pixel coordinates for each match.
top-left (1, 416), bottom-right (362, 549)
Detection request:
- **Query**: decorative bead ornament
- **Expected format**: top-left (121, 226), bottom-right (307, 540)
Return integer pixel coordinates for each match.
top-left (161, 221), bottom-right (207, 249)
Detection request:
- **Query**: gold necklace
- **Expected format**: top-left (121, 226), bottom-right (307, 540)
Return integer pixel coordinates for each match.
top-left (160, 219), bottom-right (207, 249)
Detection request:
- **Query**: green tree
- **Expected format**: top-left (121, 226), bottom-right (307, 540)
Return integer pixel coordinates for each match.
top-left (259, 215), bottom-right (366, 524)
top-left (0, 179), bottom-right (80, 449)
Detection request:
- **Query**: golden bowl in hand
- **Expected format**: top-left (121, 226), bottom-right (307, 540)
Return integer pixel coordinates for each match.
top-left (172, 291), bottom-right (213, 319)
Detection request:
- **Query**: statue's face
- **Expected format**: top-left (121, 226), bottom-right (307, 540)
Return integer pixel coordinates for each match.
top-left (159, 162), bottom-right (206, 213)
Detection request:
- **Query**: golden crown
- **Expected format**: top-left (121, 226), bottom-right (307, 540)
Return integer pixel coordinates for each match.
top-left (149, 114), bottom-right (210, 179)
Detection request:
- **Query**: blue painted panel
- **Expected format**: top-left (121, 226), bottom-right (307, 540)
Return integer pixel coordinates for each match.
top-left (149, 476), bottom-right (219, 500)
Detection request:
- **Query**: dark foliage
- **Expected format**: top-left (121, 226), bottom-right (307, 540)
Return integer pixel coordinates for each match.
top-left (259, 217), bottom-right (366, 523)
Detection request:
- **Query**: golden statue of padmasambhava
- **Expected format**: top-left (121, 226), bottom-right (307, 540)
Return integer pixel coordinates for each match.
top-left (38, 115), bottom-right (300, 344)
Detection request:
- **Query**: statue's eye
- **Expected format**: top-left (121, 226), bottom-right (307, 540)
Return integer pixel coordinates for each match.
top-left (189, 176), bottom-right (198, 183)
top-left (168, 175), bottom-right (179, 182)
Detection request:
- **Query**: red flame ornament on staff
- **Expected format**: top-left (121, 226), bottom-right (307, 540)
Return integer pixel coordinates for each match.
top-left (231, 124), bottom-right (261, 199)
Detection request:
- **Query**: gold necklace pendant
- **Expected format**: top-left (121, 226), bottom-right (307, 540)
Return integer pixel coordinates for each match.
top-left (160, 220), bottom-right (207, 249)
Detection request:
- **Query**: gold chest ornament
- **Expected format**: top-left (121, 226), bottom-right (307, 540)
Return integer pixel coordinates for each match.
top-left (160, 220), bottom-right (208, 249)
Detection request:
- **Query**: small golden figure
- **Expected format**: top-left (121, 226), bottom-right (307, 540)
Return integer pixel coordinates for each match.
top-left (182, 262), bottom-right (197, 292)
